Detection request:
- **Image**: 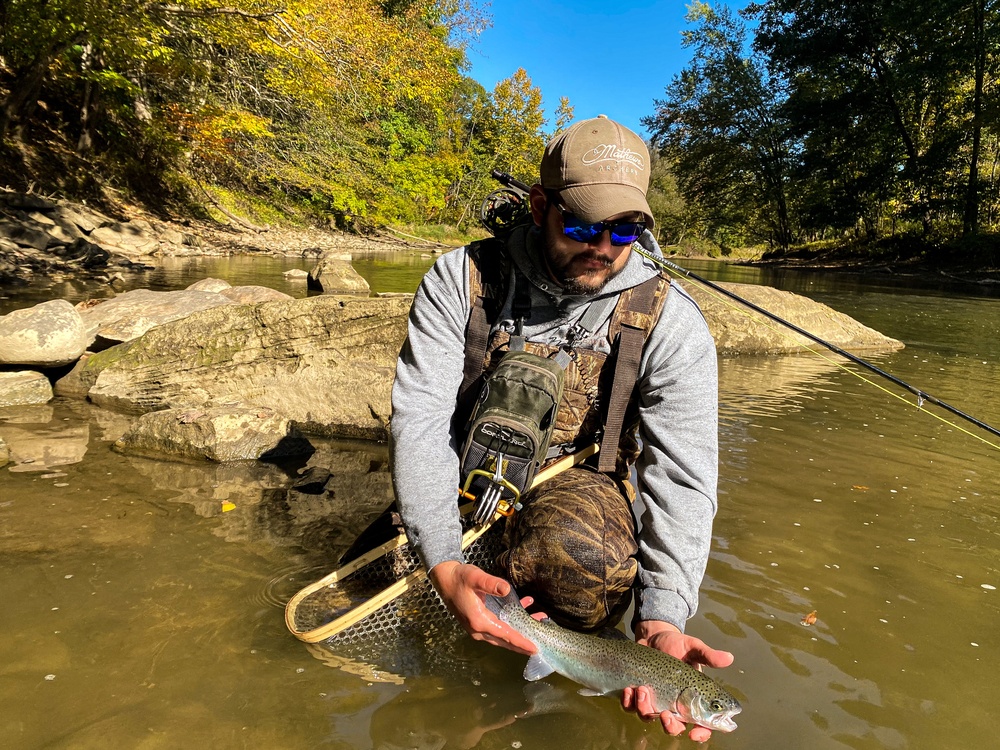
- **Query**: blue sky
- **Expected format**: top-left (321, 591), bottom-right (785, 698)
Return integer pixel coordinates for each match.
top-left (465, 1), bottom-right (710, 138)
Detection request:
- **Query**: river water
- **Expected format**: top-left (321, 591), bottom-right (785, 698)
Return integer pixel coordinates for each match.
top-left (1, 253), bottom-right (998, 749)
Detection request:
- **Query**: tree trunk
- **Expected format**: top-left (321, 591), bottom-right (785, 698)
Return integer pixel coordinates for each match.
top-left (962, 0), bottom-right (985, 237)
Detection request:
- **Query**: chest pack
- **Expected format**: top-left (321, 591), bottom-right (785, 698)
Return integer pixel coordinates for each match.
top-left (460, 348), bottom-right (565, 523)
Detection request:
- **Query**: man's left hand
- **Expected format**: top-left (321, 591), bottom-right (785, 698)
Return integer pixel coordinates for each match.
top-left (621, 620), bottom-right (735, 742)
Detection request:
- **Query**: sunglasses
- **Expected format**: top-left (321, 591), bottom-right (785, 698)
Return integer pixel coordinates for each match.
top-left (550, 198), bottom-right (646, 246)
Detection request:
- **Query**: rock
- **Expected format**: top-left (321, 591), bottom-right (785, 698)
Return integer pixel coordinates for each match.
top-left (308, 251), bottom-right (370, 294)
top-left (113, 405), bottom-right (314, 462)
top-left (0, 435), bottom-right (7, 467)
top-left (187, 277), bottom-right (231, 292)
top-left (63, 237), bottom-right (111, 267)
top-left (83, 295), bottom-right (411, 441)
top-left (51, 205), bottom-right (104, 233)
top-left (220, 286), bottom-right (293, 304)
top-left (0, 220), bottom-right (54, 251)
top-left (53, 352), bottom-right (96, 397)
top-left (283, 268), bottom-right (310, 279)
top-left (685, 281), bottom-right (903, 355)
top-left (0, 192), bottom-right (57, 210)
top-left (0, 371), bottom-right (53, 407)
top-left (158, 227), bottom-right (187, 245)
top-left (78, 288), bottom-right (237, 348)
top-left (89, 222), bottom-right (160, 256)
top-left (0, 299), bottom-right (96, 366)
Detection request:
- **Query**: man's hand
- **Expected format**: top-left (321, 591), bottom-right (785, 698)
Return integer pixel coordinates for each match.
top-left (428, 561), bottom-right (537, 655)
top-left (621, 620), bottom-right (735, 743)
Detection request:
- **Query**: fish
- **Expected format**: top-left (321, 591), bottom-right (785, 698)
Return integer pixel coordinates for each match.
top-left (484, 588), bottom-right (742, 733)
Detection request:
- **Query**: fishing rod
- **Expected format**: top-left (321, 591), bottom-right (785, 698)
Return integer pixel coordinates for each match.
top-left (633, 247), bottom-right (1000, 441)
top-left (483, 171), bottom-right (1000, 442)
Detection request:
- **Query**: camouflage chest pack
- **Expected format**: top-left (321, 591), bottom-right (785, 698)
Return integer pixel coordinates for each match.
top-left (457, 235), bottom-right (672, 522)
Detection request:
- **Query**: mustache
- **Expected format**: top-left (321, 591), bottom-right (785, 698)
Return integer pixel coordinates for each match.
top-left (573, 253), bottom-right (615, 267)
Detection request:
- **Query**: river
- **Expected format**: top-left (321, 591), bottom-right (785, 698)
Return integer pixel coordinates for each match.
top-left (1, 253), bottom-right (998, 749)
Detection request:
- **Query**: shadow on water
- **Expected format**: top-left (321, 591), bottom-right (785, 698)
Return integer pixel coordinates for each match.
top-left (1, 256), bottom-right (999, 749)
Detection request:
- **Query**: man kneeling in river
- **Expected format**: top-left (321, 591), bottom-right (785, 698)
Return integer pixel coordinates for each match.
top-left (390, 115), bottom-right (734, 741)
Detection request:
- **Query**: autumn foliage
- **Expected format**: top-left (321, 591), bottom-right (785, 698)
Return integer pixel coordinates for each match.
top-left (0, 1), bottom-right (563, 230)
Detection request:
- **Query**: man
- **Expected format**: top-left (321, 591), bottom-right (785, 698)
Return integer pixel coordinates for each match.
top-left (390, 115), bottom-right (733, 740)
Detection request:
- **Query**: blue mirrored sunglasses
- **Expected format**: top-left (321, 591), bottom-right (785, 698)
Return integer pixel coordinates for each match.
top-left (553, 201), bottom-right (646, 246)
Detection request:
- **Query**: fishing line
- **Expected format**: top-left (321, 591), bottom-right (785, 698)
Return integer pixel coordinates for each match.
top-left (634, 247), bottom-right (1000, 453)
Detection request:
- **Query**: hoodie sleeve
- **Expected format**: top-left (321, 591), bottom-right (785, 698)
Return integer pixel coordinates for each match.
top-left (633, 281), bottom-right (719, 631)
top-left (390, 248), bottom-right (471, 571)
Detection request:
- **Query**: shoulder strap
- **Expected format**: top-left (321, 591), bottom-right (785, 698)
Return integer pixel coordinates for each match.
top-left (597, 273), bottom-right (671, 472)
top-left (458, 238), bottom-right (508, 418)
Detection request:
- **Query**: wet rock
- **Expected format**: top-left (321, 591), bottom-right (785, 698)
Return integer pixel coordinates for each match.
top-left (84, 295), bottom-right (410, 440)
top-left (79, 288), bottom-right (237, 348)
top-left (113, 405), bottom-right (315, 462)
top-left (308, 251), bottom-right (370, 294)
top-left (0, 435), bottom-right (7, 466)
top-left (283, 268), bottom-right (310, 279)
top-left (0, 371), bottom-right (53, 407)
top-left (220, 285), bottom-right (293, 304)
top-left (53, 352), bottom-right (97, 397)
top-left (0, 299), bottom-right (96, 366)
top-left (63, 237), bottom-right (111, 267)
top-left (686, 281), bottom-right (904, 355)
top-left (187, 277), bottom-right (231, 292)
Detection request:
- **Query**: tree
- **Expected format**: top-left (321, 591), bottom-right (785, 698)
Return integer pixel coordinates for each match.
top-left (644, 2), bottom-right (797, 250)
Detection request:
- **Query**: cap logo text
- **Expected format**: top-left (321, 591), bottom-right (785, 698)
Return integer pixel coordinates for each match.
top-left (581, 144), bottom-right (646, 171)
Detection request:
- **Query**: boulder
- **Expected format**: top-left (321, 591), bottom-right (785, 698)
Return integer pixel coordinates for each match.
top-left (0, 435), bottom-right (7, 467)
top-left (113, 405), bottom-right (314, 462)
top-left (308, 251), bottom-right (370, 294)
top-left (0, 219), bottom-right (53, 251)
top-left (79, 288), bottom-right (237, 348)
top-left (83, 295), bottom-right (410, 441)
top-left (0, 299), bottom-right (95, 366)
top-left (187, 277), bottom-right (231, 292)
top-left (89, 221), bottom-right (160, 256)
top-left (220, 286), bottom-right (294, 304)
top-left (0, 371), bottom-right (53, 407)
top-left (283, 268), bottom-right (310, 279)
top-left (685, 281), bottom-right (903, 355)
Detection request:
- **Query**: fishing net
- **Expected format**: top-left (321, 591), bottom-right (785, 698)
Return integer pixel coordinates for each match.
top-left (287, 512), bottom-right (504, 677)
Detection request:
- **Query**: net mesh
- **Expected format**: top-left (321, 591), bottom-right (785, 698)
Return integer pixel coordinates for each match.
top-left (292, 516), bottom-right (504, 677)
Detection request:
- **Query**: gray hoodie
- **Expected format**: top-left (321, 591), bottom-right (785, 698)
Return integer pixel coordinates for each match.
top-left (390, 225), bottom-right (718, 631)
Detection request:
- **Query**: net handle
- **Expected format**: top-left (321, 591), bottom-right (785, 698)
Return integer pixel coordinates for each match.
top-left (284, 443), bottom-right (599, 642)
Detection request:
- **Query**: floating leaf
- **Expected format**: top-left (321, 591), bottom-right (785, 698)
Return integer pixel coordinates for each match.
top-left (852, 485), bottom-right (869, 491)
top-left (801, 610), bottom-right (818, 626)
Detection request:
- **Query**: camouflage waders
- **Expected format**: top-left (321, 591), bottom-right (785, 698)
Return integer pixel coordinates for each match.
top-left (498, 466), bottom-right (637, 632)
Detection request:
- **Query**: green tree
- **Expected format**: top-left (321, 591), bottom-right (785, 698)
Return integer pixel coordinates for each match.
top-left (643, 2), bottom-right (798, 250)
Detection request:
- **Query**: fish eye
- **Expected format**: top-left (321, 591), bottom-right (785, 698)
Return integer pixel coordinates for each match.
top-left (709, 699), bottom-right (726, 712)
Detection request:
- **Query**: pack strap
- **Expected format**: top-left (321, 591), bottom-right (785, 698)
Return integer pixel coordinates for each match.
top-left (597, 275), bottom-right (661, 472)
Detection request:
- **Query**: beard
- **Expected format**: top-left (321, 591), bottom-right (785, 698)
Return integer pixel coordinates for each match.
top-left (542, 228), bottom-right (626, 296)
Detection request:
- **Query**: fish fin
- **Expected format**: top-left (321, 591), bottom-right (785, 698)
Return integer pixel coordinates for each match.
top-left (577, 688), bottom-right (606, 697)
top-left (594, 626), bottom-right (630, 642)
top-left (523, 653), bottom-right (556, 681)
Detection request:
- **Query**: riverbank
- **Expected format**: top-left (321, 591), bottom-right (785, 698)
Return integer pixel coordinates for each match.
top-left (0, 189), bottom-right (452, 289)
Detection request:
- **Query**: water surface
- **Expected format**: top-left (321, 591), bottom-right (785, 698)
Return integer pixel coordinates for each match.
top-left (1, 253), bottom-right (998, 749)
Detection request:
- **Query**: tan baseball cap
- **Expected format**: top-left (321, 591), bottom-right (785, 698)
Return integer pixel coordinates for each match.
top-left (540, 114), bottom-right (654, 228)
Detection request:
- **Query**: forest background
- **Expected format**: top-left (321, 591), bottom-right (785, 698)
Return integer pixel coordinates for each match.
top-left (1, 0), bottom-right (998, 264)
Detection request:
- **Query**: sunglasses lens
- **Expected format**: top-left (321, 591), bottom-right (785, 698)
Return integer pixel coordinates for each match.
top-left (609, 223), bottom-right (645, 245)
top-left (561, 215), bottom-right (604, 243)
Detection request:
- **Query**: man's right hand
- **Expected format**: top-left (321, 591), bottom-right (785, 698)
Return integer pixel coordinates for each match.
top-left (428, 561), bottom-right (537, 655)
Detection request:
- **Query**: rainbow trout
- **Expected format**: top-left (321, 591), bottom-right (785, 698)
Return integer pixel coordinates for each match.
top-left (485, 589), bottom-right (741, 732)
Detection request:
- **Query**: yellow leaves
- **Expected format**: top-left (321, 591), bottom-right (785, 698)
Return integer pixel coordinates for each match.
top-left (167, 104), bottom-right (274, 167)
top-left (801, 610), bottom-right (818, 626)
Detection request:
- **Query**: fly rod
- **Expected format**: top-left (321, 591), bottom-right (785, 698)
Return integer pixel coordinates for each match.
top-left (631, 246), bottom-right (1000, 440)
top-left (486, 170), bottom-right (1000, 441)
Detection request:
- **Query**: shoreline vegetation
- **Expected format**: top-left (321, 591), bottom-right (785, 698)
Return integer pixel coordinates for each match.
top-left (3, 2), bottom-right (1000, 285)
